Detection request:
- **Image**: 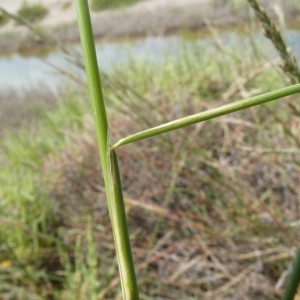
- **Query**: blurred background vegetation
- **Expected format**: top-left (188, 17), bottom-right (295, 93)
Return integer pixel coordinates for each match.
top-left (91, 0), bottom-right (142, 11)
top-left (16, 1), bottom-right (48, 24)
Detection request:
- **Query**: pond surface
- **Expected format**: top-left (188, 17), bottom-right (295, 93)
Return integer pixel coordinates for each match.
top-left (1, 29), bottom-right (300, 90)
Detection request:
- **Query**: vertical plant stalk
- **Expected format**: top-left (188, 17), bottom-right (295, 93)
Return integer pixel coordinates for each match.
top-left (76, 0), bottom-right (139, 299)
top-left (282, 250), bottom-right (300, 300)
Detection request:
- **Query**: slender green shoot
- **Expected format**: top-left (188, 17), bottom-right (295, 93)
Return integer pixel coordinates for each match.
top-left (76, 0), bottom-right (138, 298)
top-left (283, 250), bottom-right (300, 300)
top-left (112, 83), bottom-right (300, 148)
top-left (110, 150), bottom-right (138, 299)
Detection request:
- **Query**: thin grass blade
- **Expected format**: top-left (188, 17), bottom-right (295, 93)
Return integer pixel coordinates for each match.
top-left (112, 83), bottom-right (300, 148)
top-left (110, 150), bottom-right (139, 299)
top-left (76, 0), bottom-right (108, 171)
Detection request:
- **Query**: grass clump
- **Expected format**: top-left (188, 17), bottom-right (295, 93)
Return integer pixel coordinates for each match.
top-left (91, 0), bottom-right (141, 11)
top-left (16, 1), bottom-right (48, 24)
top-left (0, 91), bottom-right (87, 299)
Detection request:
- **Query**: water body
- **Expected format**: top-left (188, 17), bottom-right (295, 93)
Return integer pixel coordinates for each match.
top-left (0, 29), bottom-right (300, 90)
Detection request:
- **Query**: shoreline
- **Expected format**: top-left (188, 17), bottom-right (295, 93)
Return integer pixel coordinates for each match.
top-left (0, 0), bottom-right (299, 55)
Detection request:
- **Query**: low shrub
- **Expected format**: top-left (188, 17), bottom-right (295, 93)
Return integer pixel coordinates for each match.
top-left (91, 0), bottom-right (141, 11)
top-left (0, 12), bottom-right (9, 27)
top-left (16, 1), bottom-right (48, 24)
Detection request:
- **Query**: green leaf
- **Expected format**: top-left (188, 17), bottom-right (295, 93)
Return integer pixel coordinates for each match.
top-left (112, 83), bottom-right (300, 148)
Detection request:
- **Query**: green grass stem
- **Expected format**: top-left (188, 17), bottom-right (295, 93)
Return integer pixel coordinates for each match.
top-left (112, 83), bottom-right (300, 148)
top-left (282, 249), bottom-right (300, 300)
top-left (110, 150), bottom-right (139, 299)
top-left (76, 0), bottom-right (138, 298)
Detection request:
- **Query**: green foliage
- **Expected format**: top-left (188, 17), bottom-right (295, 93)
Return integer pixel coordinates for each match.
top-left (59, 221), bottom-right (101, 300)
top-left (16, 1), bottom-right (48, 24)
top-left (91, 0), bottom-right (141, 11)
top-left (0, 11), bottom-right (9, 27)
top-left (0, 94), bottom-right (86, 298)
